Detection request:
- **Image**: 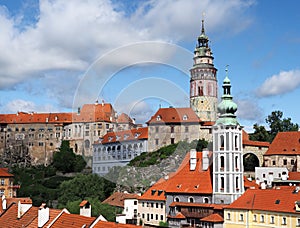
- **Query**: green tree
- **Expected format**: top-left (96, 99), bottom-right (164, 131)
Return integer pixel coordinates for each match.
top-left (53, 140), bottom-right (86, 173)
top-left (266, 110), bottom-right (299, 142)
top-left (58, 173), bottom-right (115, 206)
top-left (249, 124), bottom-right (271, 142)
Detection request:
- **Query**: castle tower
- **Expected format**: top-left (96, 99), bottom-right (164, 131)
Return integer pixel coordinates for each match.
top-left (190, 19), bottom-right (218, 122)
top-left (212, 70), bottom-right (244, 204)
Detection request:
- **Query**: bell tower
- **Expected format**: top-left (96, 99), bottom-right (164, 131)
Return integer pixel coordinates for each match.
top-left (190, 18), bottom-right (218, 122)
top-left (212, 70), bottom-right (244, 205)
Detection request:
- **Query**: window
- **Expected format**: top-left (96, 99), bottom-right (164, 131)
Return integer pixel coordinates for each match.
top-left (0, 179), bottom-right (4, 186)
top-left (203, 197), bottom-right (209, 204)
top-left (227, 213), bottom-right (231, 220)
top-left (156, 115), bottom-right (161, 121)
top-left (155, 139), bottom-right (159, 145)
top-left (0, 189), bottom-right (4, 196)
top-left (270, 216), bottom-right (274, 224)
top-left (272, 160), bottom-right (276, 165)
top-left (174, 197), bottom-right (180, 202)
top-left (220, 177), bottom-right (224, 190)
top-left (220, 135), bottom-right (224, 149)
top-left (239, 214), bottom-right (244, 221)
top-left (161, 203), bottom-right (163, 209)
top-left (253, 214), bottom-right (257, 222)
top-left (185, 126), bottom-right (189, 133)
top-left (220, 156), bottom-right (224, 170)
top-left (151, 202), bottom-right (154, 208)
top-left (291, 159), bottom-right (295, 165)
top-left (160, 215), bottom-right (163, 221)
top-left (183, 115), bottom-right (188, 120)
top-left (156, 214), bottom-right (158, 220)
top-left (171, 138), bottom-right (175, 144)
top-left (297, 218), bottom-right (300, 226)
top-left (170, 126), bottom-right (174, 133)
top-left (147, 214), bottom-right (149, 221)
top-left (155, 127), bottom-right (159, 133)
top-left (38, 142), bottom-right (44, 146)
top-left (156, 203), bottom-right (158, 208)
top-left (85, 124), bottom-right (89, 130)
top-left (151, 214), bottom-right (153, 220)
top-left (282, 217), bottom-right (287, 225)
top-left (134, 200), bottom-right (137, 205)
top-left (260, 215), bottom-right (265, 223)
top-left (142, 213), bottom-right (144, 219)
top-left (188, 197), bottom-right (194, 203)
top-left (283, 159), bottom-right (287, 165)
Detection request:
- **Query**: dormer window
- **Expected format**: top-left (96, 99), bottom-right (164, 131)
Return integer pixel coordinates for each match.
top-left (183, 115), bottom-right (188, 121)
top-left (134, 133), bottom-right (140, 138)
top-left (108, 137), bottom-right (113, 142)
top-left (156, 115), bottom-right (161, 121)
top-left (116, 136), bottom-right (120, 141)
top-left (124, 134), bottom-right (129, 140)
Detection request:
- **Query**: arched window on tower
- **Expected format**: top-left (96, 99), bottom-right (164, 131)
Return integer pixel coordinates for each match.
top-left (220, 177), bottom-right (224, 191)
top-left (198, 86), bottom-right (204, 96)
top-left (235, 156), bottom-right (239, 171)
top-left (236, 176), bottom-right (239, 190)
top-left (220, 156), bottom-right (224, 171)
top-left (235, 135), bottom-right (239, 150)
top-left (220, 135), bottom-right (224, 150)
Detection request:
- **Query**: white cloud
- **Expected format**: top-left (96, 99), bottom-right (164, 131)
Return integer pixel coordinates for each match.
top-left (236, 99), bottom-right (264, 122)
top-left (0, 0), bottom-right (255, 111)
top-left (0, 99), bottom-right (58, 113)
top-left (256, 70), bottom-right (300, 97)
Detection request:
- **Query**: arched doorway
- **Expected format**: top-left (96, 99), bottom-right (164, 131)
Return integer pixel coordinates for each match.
top-left (243, 153), bottom-right (259, 172)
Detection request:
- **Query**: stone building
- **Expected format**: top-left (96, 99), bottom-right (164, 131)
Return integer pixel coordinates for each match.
top-left (93, 127), bottom-right (148, 176)
top-left (0, 112), bottom-right (71, 165)
top-left (0, 168), bottom-right (18, 198)
top-left (264, 131), bottom-right (300, 172)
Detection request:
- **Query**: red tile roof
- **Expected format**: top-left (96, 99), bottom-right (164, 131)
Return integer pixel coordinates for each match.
top-left (117, 113), bottom-right (134, 124)
top-left (93, 221), bottom-right (142, 228)
top-left (288, 172), bottom-right (300, 181)
top-left (0, 168), bottom-right (14, 177)
top-left (72, 103), bottom-right (116, 123)
top-left (226, 186), bottom-right (300, 214)
top-left (264, 131), bottom-right (300, 155)
top-left (50, 211), bottom-right (96, 228)
top-left (167, 212), bottom-right (186, 219)
top-left (139, 151), bottom-right (212, 201)
top-left (200, 213), bottom-right (224, 223)
top-left (97, 127), bottom-right (148, 144)
top-left (102, 192), bottom-right (140, 208)
top-left (27, 208), bottom-right (62, 228)
top-left (147, 107), bottom-right (201, 124)
top-left (242, 131), bottom-right (270, 147)
top-left (0, 112), bottom-right (72, 124)
top-left (79, 200), bottom-right (89, 207)
top-left (244, 176), bottom-right (259, 189)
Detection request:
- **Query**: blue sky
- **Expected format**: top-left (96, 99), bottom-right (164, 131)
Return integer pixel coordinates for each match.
top-left (0, 0), bottom-right (299, 132)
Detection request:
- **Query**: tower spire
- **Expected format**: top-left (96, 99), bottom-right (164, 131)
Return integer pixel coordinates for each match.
top-left (201, 12), bottom-right (206, 35)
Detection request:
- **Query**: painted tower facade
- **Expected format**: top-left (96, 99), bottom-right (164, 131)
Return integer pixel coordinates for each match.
top-left (190, 19), bottom-right (218, 122)
top-left (212, 73), bottom-right (244, 205)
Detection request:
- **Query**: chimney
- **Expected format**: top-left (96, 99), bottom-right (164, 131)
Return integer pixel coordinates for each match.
top-left (38, 203), bottom-right (50, 228)
top-left (2, 195), bottom-right (6, 210)
top-left (17, 199), bottom-right (32, 219)
top-left (77, 107), bottom-right (81, 115)
top-left (80, 200), bottom-right (91, 217)
top-left (202, 148), bottom-right (209, 171)
top-left (190, 149), bottom-right (197, 171)
top-left (102, 100), bottom-right (104, 107)
top-left (95, 100), bottom-right (99, 105)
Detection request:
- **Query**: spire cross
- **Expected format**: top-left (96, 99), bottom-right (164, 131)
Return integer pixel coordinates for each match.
top-left (225, 65), bottom-right (229, 76)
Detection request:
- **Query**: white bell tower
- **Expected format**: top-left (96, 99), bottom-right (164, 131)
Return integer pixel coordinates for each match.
top-left (212, 70), bottom-right (244, 204)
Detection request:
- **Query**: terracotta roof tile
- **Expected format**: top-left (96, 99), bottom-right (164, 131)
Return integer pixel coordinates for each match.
top-left (139, 151), bottom-right (212, 201)
top-left (93, 221), bottom-right (142, 228)
top-left (96, 127), bottom-right (148, 144)
top-left (289, 172), bottom-right (300, 181)
top-left (200, 213), bottom-right (224, 223)
top-left (0, 168), bottom-right (14, 177)
top-left (244, 176), bottom-right (259, 189)
top-left (0, 112), bottom-right (72, 124)
top-left (26, 208), bottom-right (62, 228)
top-left (147, 107), bottom-right (200, 124)
top-left (167, 212), bottom-right (186, 219)
top-left (50, 211), bottom-right (96, 228)
top-left (117, 113), bottom-right (134, 124)
top-left (264, 131), bottom-right (300, 155)
top-left (242, 130), bottom-right (270, 147)
top-left (102, 192), bottom-right (139, 208)
top-left (226, 186), bottom-right (300, 214)
top-left (72, 103), bottom-right (116, 123)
